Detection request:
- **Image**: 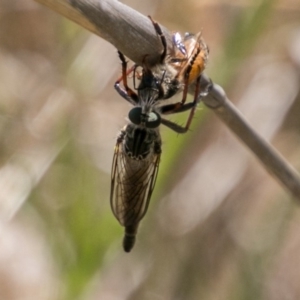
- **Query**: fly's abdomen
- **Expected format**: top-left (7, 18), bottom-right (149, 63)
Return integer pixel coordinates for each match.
top-left (110, 124), bottom-right (161, 252)
top-left (123, 225), bottom-right (138, 252)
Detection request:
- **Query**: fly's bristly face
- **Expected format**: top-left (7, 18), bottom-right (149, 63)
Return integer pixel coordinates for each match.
top-left (111, 16), bottom-right (210, 252)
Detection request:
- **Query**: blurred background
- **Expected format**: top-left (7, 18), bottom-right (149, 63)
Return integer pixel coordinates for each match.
top-left (0, 0), bottom-right (300, 299)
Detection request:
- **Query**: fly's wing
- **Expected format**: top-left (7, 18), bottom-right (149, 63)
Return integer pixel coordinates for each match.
top-left (110, 141), bottom-right (160, 227)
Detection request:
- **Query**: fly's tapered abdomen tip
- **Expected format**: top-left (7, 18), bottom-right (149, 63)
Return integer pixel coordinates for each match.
top-left (123, 233), bottom-right (136, 252)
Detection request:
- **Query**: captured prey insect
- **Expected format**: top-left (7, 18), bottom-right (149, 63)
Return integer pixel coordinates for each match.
top-left (110, 17), bottom-right (210, 252)
top-left (147, 16), bottom-right (210, 131)
top-left (170, 29), bottom-right (209, 86)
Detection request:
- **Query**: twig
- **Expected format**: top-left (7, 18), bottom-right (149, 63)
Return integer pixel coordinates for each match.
top-left (34, 0), bottom-right (171, 65)
top-left (203, 78), bottom-right (300, 199)
top-left (33, 0), bottom-right (99, 36)
top-left (33, 0), bottom-right (300, 200)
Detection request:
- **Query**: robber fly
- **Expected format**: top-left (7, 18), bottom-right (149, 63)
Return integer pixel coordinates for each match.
top-left (110, 17), bottom-right (210, 252)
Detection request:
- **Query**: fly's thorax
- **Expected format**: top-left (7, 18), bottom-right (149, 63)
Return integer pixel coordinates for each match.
top-left (123, 124), bottom-right (161, 160)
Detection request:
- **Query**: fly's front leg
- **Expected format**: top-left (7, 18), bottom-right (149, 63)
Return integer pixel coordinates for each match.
top-left (160, 99), bottom-right (199, 133)
top-left (159, 76), bottom-right (201, 133)
top-left (160, 76), bottom-right (212, 133)
top-left (114, 51), bottom-right (139, 105)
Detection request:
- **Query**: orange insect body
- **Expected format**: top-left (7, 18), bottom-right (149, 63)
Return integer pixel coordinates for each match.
top-left (170, 32), bottom-right (209, 85)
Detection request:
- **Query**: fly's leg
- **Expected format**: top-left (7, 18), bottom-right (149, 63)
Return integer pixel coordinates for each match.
top-left (114, 51), bottom-right (139, 105)
top-left (160, 77), bottom-right (212, 133)
top-left (148, 16), bottom-right (167, 63)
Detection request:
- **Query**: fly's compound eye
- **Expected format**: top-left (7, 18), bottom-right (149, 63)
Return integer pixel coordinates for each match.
top-left (128, 107), bottom-right (142, 125)
top-left (128, 107), bottom-right (161, 128)
top-left (147, 112), bottom-right (161, 128)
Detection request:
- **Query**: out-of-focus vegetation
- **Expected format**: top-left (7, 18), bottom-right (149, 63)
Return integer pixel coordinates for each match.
top-left (0, 0), bottom-right (300, 299)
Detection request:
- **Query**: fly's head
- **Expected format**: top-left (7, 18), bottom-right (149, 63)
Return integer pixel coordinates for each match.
top-left (128, 106), bottom-right (161, 129)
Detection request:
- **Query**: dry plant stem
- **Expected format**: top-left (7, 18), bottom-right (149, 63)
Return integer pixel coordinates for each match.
top-left (34, 0), bottom-right (300, 200)
top-left (34, 0), bottom-right (100, 36)
top-left (204, 78), bottom-right (300, 199)
top-left (34, 0), bottom-right (171, 65)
